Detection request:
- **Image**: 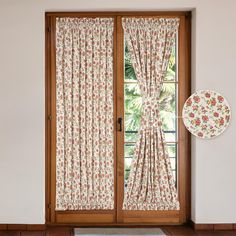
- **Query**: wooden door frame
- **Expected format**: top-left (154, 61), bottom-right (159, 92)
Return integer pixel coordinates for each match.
top-left (45, 11), bottom-right (191, 225)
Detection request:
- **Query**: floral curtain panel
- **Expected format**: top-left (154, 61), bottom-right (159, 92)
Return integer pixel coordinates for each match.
top-left (122, 18), bottom-right (180, 210)
top-left (55, 18), bottom-right (114, 210)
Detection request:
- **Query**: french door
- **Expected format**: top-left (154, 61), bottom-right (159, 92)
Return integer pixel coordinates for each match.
top-left (45, 12), bottom-right (191, 225)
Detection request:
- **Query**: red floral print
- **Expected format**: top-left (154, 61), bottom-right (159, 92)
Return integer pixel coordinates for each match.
top-left (193, 95), bottom-right (200, 103)
top-left (198, 132), bottom-right (203, 137)
top-left (122, 18), bottom-right (180, 211)
top-left (211, 98), bottom-right (216, 106)
top-left (218, 95), bottom-right (224, 103)
top-left (55, 18), bottom-right (114, 210)
top-left (219, 117), bottom-right (224, 126)
top-left (195, 118), bottom-right (201, 126)
top-left (182, 90), bottom-right (231, 139)
top-left (202, 115), bottom-right (209, 122)
top-left (189, 112), bottom-right (194, 118)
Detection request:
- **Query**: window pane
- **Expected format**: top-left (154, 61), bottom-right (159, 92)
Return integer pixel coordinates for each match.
top-left (166, 144), bottom-right (176, 158)
top-left (125, 131), bottom-right (138, 142)
top-left (124, 144), bottom-right (135, 185)
top-left (159, 83), bottom-right (176, 131)
top-left (124, 45), bottom-right (137, 82)
top-left (124, 144), bottom-right (135, 158)
top-left (164, 131), bottom-right (176, 142)
top-left (124, 83), bottom-right (141, 135)
top-left (172, 170), bottom-right (176, 182)
top-left (170, 158), bottom-right (176, 171)
top-left (166, 144), bottom-right (177, 183)
top-left (163, 42), bottom-right (177, 81)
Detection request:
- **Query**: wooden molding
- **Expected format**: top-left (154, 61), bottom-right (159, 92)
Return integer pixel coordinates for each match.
top-left (26, 224), bottom-right (46, 231)
top-left (7, 224), bottom-right (27, 230)
top-left (45, 11), bottom-right (189, 17)
top-left (193, 223), bottom-right (214, 231)
top-left (0, 224), bottom-right (7, 230)
top-left (214, 224), bottom-right (234, 231)
top-left (0, 224), bottom-right (46, 231)
top-left (190, 221), bottom-right (236, 231)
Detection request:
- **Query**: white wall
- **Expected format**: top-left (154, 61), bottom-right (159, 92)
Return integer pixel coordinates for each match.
top-left (0, 0), bottom-right (235, 224)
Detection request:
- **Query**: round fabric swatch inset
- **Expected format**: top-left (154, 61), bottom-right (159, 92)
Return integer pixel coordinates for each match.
top-left (182, 90), bottom-right (231, 139)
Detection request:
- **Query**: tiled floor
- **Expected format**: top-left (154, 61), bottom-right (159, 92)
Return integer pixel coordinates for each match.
top-left (0, 226), bottom-right (236, 236)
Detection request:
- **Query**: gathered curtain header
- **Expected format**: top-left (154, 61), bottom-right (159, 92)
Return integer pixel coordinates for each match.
top-left (122, 18), bottom-right (179, 31)
top-left (56, 17), bottom-right (114, 29)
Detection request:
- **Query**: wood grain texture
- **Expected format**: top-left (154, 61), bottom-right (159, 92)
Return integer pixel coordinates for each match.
top-left (113, 16), bottom-right (118, 225)
top-left (26, 225), bottom-right (46, 231)
top-left (49, 15), bottom-right (57, 224)
top-left (116, 15), bottom-right (125, 224)
top-left (0, 225), bottom-right (46, 231)
top-left (46, 226), bottom-right (73, 236)
top-left (194, 224), bottom-right (214, 231)
top-left (21, 232), bottom-right (45, 236)
top-left (45, 13), bottom-right (51, 225)
top-left (7, 225), bottom-right (27, 231)
top-left (56, 213), bottom-right (114, 223)
top-left (177, 15), bottom-right (186, 224)
top-left (191, 222), bottom-right (236, 231)
top-left (0, 232), bottom-right (21, 236)
top-left (0, 226), bottom-right (7, 231)
top-left (214, 224), bottom-right (234, 231)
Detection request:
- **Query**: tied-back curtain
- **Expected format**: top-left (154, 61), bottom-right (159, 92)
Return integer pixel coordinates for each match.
top-left (122, 18), bottom-right (180, 210)
top-left (56, 18), bottom-right (114, 210)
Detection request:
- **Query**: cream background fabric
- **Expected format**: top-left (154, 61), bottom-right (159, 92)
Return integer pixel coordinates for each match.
top-left (55, 18), bottom-right (114, 210)
top-left (122, 18), bottom-right (180, 210)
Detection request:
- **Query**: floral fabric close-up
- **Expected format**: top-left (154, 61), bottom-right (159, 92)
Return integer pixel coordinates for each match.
top-left (182, 90), bottom-right (231, 139)
top-left (55, 18), bottom-right (114, 210)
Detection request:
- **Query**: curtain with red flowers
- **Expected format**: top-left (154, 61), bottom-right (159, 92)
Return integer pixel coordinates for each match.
top-left (55, 18), bottom-right (114, 210)
top-left (122, 18), bottom-right (180, 210)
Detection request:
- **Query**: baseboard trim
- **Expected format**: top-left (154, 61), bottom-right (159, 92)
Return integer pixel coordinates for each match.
top-left (0, 224), bottom-right (46, 231)
top-left (190, 221), bottom-right (236, 231)
top-left (1, 222), bottom-right (235, 231)
top-left (0, 225), bottom-right (7, 230)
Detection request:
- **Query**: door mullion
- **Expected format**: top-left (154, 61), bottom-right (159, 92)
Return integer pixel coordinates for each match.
top-left (116, 16), bottom-right (125, 223)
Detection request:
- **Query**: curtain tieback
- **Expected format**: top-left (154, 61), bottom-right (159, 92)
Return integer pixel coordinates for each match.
top-left (141, 96), bottom-right (161, 129)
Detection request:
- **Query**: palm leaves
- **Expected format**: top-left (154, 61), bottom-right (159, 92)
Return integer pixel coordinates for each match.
top-left (125, 45), bottom-right (137, 81)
